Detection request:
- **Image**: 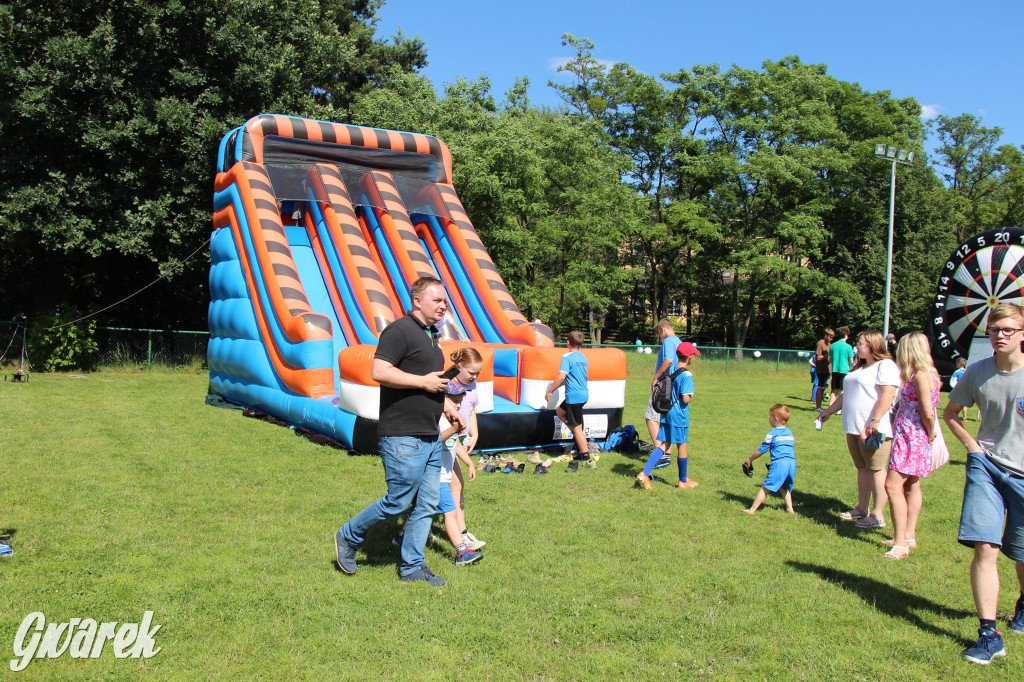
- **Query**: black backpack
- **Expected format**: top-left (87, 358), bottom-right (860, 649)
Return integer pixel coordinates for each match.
top-left (651, 368), bottom-right (684, 414)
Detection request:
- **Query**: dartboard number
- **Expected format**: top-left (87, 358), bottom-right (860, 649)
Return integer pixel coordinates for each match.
top-left (929, 226), bottom-right (1024, 361)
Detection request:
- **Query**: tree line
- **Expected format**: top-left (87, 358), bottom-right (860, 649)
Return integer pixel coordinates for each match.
top-left (2, 4), bottom-right (1022, 352)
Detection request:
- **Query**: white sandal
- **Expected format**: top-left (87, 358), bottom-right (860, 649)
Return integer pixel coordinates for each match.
top-left (884, 545), bottom-right (909, 560)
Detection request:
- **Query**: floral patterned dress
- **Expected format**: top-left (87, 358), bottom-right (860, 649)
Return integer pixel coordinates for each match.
top-left (888, 371), bottom-right (940, 477)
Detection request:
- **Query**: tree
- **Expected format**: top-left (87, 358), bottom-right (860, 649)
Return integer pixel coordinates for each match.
top-left (0, 0), bottom-right (425, 328)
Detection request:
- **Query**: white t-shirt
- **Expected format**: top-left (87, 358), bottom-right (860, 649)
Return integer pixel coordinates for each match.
top-left (438, 416), bottom-right (456, 484)
top-left (841, 358), bottom-right (900, 436)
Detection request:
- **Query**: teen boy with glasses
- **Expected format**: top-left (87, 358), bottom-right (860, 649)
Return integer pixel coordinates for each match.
top-left (944, 302), bottom-right (1024, 664)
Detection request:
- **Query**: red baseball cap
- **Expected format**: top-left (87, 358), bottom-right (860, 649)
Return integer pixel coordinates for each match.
top-left (676, 342), bottom-right (701, 358)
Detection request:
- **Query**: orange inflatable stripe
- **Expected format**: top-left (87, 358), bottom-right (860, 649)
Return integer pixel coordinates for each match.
top-left (236, 162), bottom-right (332, 343)
top-left (337, 345), bottom-right (378, 385)
top-left (417, 221), bottom-right (484, 342)
top-left (519, 347), bottom-right (626, 382)
top-left (493, 375), bottom-right (519, 403)
top-left (356, 211), bottom-right (404, 315)
top-left (304, 210), bottom-right (359, 346)
top-left (372, 171), bottom-right (435, 280)
top-left (434, 186), bottom-right (552, 347)
top-left (211, 197), bottom-right (334, 398)
top-left (307, 165), bottom-right (396, 335)
top-left (240, 115), bottom-right (453, 184)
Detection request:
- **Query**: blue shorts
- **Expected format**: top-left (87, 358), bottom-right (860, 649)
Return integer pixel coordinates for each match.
top-left (436, 482), bottom-right (457, 514)
top-left (958, 452), bottom-right (1024, 562)
top-left (657, 424), bottom-right (688, 446)
top-left (762, 458), bottom-right (796, 493)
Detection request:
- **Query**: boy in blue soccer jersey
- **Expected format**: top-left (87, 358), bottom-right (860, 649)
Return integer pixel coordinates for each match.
top-left (545, 330), bottom-right (594, 473)
top-left (638, 342), bottom-right (700, 489)
top-left (742, 404), bottom-right (796, 514)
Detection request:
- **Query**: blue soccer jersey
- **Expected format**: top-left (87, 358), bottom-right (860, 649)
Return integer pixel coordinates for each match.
top-left (559, 350), bottom-right (589, 404)
top-left (758, 426), bottom-right (796, 461)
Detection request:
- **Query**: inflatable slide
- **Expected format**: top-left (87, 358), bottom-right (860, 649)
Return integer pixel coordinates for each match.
top-left (208, 115), bottom-right (626, 452)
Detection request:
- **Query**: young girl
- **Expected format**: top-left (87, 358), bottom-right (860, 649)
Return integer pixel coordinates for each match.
top-left (882, 332), bottom-right (940, 559)
top-left (447, 348), bottom-right (486, 551)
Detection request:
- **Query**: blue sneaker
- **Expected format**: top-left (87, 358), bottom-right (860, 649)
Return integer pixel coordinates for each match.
top-left (455, 547), bottom-right (482, 566)
top-left (1011, 594), bottom-right (1024, 635)
top-left (0, 543), bottom-right (12, 558)
top-left (653, 453), bottom-right (671, 469)
top-left (334, 528), bottom-right (357, 574)
top-left (401, 565), bottom-right (446, 586)
top-left (963, 629), bottom-right (1006, 664)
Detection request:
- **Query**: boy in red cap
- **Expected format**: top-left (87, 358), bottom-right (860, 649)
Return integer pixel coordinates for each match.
top-left (637, 342), bottom-right (700, 489)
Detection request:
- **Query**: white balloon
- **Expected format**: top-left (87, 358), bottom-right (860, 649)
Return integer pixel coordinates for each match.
top-left (753, 350), bottom-right (762, 358)
top-left (644, 347), bottom-right (652, 354)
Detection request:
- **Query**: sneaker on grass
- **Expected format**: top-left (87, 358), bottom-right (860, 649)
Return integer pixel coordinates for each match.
top-left (334, 529), bottom-right (357, 574)
top-left (0, 543), bottom-right (12, 558)
top-left (963, 629), bottom-right (1006, 665)
top-left (455, 547), bottom-right (482, 566)
top-left (462, 531), bottom-right (486, 551)
top-left (565, 460), bottom-right (579, 473)
top-left (1010, 594), bottom-right (1024, 635)
top-left (653, 453), bottom-right (671, 469)
top-left (401, 566), bottom-right (446, 586)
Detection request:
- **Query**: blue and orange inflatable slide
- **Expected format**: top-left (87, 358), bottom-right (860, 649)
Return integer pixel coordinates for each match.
top-left (208, 115), bottom-right (626, 452)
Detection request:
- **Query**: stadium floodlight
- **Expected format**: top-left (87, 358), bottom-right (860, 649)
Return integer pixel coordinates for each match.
top-left (873, 144), bottom-right (915, 338)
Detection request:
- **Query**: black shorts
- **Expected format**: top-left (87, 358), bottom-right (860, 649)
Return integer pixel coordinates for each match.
top-left (559, 401), bottom-right (584, 427)
top-left (815, 366), bottom-right (830, 384)
top-left (831, 373), bottom-right (846, 391)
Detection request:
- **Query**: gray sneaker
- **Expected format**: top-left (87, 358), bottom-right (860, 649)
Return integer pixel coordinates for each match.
top-left (334, 528), bottom-right (357, 574)
top-left (401, 565), bottom-right (446, 586)
top-left (583, 456), bottom-right (597, 469)
top-left (462, 531), bottom-right (486, 551)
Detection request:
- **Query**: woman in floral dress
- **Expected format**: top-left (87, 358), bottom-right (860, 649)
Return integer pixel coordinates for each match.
top-left (883, 332), bottom-right (941, 559)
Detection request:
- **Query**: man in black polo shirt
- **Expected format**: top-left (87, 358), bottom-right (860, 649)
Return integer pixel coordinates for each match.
top-left (335, 277), bottom-right (463, 585)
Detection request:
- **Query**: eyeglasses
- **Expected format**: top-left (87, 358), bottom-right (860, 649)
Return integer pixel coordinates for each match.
top-left (987, 327), bottom-right (1024, 337)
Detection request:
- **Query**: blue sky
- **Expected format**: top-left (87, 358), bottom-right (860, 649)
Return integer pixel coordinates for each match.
top-left (377, 0), bottom-right (1024, 156)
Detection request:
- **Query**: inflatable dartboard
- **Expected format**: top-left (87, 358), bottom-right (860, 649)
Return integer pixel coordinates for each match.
top-left (931, 227), bottom-right (1024, 361)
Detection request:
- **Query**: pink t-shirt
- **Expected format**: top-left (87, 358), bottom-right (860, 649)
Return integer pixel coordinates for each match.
top-left (457, 381), bottom-right (478, 432)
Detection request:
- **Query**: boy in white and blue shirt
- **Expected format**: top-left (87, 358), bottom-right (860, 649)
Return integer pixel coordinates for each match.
top-left (742, 404), bottom-right (796, 514)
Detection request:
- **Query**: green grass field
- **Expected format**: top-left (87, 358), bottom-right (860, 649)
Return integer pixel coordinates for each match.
top-left (1, 361), bottom-right (1022, 680)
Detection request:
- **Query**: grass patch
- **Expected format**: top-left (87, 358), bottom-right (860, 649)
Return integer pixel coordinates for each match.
top-left (1, 369), bottom-right (1021, 679)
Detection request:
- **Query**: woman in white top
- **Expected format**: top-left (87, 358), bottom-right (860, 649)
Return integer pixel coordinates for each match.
top-left (819, 330), bottom-right (900, 529)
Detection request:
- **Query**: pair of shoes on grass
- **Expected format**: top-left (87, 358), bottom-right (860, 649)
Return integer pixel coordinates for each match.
top-left (839, 508), bottom-right (866, 521)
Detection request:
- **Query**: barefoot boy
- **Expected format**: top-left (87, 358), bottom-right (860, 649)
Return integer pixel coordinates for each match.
top-left (742, 404), bottom-right (796, 514)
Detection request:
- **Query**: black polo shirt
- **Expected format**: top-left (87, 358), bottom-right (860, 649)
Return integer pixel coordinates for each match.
top-left (375, 313), bottom-right (444, 437)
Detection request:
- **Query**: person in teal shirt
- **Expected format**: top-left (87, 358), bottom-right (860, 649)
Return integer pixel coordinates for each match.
top-left (830, 326), bottom-right (855, 407)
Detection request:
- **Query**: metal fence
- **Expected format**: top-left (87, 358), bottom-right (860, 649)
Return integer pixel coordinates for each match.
top-left (94, 327), bottom-right (208, 369)
top-left (609, 344), bottom-right (815, 374)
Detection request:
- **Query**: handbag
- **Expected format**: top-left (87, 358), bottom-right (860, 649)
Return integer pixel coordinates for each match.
top-left (929, 418), bottom-right (950, 472)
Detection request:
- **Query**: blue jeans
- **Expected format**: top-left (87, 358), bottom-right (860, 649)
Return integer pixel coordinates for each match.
top-left (959, 451), bottom-right (1024, 562)
top-left (342, 435), bottom-right (443, 576)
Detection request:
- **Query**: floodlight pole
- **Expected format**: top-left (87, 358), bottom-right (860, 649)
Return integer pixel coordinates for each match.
top-left (874, 144), bottom-right (914, 339)
top-left (883, 158), bottom-right (896, 339)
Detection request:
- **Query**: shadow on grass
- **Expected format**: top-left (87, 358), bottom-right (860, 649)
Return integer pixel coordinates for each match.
top-left (0, 528), bottom-right (16, 543)
top-left (330, 519), bottom-right (458, 573)
top-left (716, 489), bottom-right (882, 546)
top-left (786, 561), bottom-right (975, 644)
